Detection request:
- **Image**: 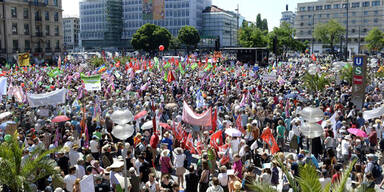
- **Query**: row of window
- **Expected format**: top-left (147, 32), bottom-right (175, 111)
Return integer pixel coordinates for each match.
top-left (299, 10), bottom-right (380, 20)
top-left (10, 23), bottom-right (60, 36)
top-left (299, 1), bottom-right (380, 11)
top-left (81, 16), bottom-right (104, 23)
top-left (11, 39), bottom-right (60, 51)
top-left (299, 28), bottom-right (371, 36)
top-left (10, 7), bottom-right (59, 21)
top-left (22, 0), bottom-right (59, 6)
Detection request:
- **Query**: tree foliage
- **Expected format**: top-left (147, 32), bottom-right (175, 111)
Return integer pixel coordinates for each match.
top-left (0, 133), bottom-right (58, 191)
top-left (268, 22), bottom-right (307, 56)
top-left (314, 19), bottom-right (345, 56)
top-left (89, 56), bottom-right (104, 67)
top-left (302, 72), bottom-right (332, 92)
top-left (238, 21), bottom-right (268, 47)
top-left (339, 63), bottom-right (353, 85)
top-left (256, 14), bottom-right (268, 31)
top-left (131, 23), bottom-right (172, 53)
top-left (365, 27), bottom-right (384, 52)
top-left (178, 26), bottom-right (200, 51)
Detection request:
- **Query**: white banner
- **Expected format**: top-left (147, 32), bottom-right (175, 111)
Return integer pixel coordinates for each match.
top-left (363, 106), bottom-right (384, 120)
top-left (80, 175), bottom-right (95, 192)
top-left (0, 77), bottom-right (7, 95)
top-left (27, 88), bottom-right (67, 107)
top-left (262, 74), bottom-right (277, 82)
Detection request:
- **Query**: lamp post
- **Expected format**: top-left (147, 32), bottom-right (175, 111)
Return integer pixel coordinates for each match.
top-left (345, 0), bottom-right (349, 61)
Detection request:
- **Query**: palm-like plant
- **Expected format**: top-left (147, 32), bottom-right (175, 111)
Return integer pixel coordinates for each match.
top-left (302, 72), bottom-right (332, 93)
top-left (0, 133), bottom-right (58, 191)
top-left (339, 64), bottom-right (353, 85)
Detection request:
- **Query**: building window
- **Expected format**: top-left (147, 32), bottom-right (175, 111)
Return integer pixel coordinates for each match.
top-left (352, 20), bottom-right (356, 24)
top-left (308, 30), bottom-right (312, 35)
top-left (53, 0), bottom-right (58, 6)
top-left (46, 40), bottom-right (50, 49)
top-left (45, 11), bottom-right (49, 21)
top-left (364, 11), bottom-right (368, 16)
top-left (55, 40), bottom-right (60, 49)
top-left (324, 4), bottom-right (331, 9)
top-left (342, 3), bottom-right (349, 8)
top-left (54, 26), bottom-right (59, 36)
top-left (372, 1), bottom-right (380, 6)
top-left (351, 2), bottom-right (360, 8)
top-left (315, 5), bottom-right (323, 10)
top-left (307, 6), bottom-right (314, 11)
top-left (45, 25), bottom-right (50, 36)
top-left (23, 8), bottom-right (29, 19)
top-left (351, 12), bottom-right (356, 16)
top-left (299, 7), bottom-right (305, 11)
top-left (24, 24), bottom-right (29, 35)
top-left (374, 18), bottom-right (379, 23)
top-left (362, 1), bottom-right (369, 7)
top-left (333, 4), bottom-right (340, 9)
top-left (363, 28), bottom-right (367, 33)
top-left (11, 7), bottom-right (17, 18)
top-left (25, 40), bottom-right (30, 50)
top-left (352, 29), bottom-right (355, 33)
top-left (54, 12), bottom-right (59, 21)
top-left (12, 23), bottom-right (17, 34)
top-left (13, 40), bottom-right (18, 51)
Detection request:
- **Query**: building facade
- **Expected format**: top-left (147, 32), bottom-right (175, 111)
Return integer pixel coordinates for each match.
top-left (0, 0), bottom-right (63, 61)
top-left (280, 10), bottom-right (296, 26)
top-left (80, 0), bottom-right (211, 49)
top-left (63, 17), bottom-right (79, 50)
top-left (294, 0), bottom-right (384, 55)
top-left (201, 5), bottom-right (238, 48)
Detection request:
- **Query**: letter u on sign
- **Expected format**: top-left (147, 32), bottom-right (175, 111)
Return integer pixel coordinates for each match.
top-left (354, 57), bottom-right (363, 66)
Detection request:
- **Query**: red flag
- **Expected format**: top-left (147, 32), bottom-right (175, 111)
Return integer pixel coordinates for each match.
top-left (212, 107), bottom-right (217, 132)
top-left (186, 133), bottom-right (196, 154)
top-left (311, 54), bottom-right (317, 61)
top-left (210, 130), bottom-right (222, 151)
top-left (167, 70), bottom-right (175, 83)
top-left (159, 122), bottom-right (171, 130)
top-left (261, 128), bottom-right (280, 154)
top-left (218, 143), bottom-right (231, 165)
top-left (236, 115), bottom-right (246, 134)
top-left (195, 135), bottom-right (204, 155)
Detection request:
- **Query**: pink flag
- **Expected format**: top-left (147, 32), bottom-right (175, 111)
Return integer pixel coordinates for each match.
top-left (182, 101), bottom-right (212, 126)
top-left (134, 110), bottom-right (148, 120)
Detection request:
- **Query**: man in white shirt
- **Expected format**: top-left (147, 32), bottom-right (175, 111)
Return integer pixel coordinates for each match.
top-left (341, 135), bottom-right (351, 165)
top-left (90, 136), bottom-right (100, 160)
top-left (69, 144), bottom-right (83, 167)
top-left (75, 159), bottom-right (85, 179)
top-left (63, 167), bottom-right (77, 192)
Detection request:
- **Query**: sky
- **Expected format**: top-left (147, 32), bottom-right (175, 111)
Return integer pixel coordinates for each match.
top-left (62, 0), bottom-right (311, 30)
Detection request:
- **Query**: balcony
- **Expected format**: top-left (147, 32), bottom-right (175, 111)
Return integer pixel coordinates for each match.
top-left (35, 16), bottom-right (42, 22)
top-left (24, 48), bottom-right (31, 52)
top-left (29, 2), bottom-right (47, 7)
top-left (35, 32), bottom-right (43, 37)
top-left (35, 48), bottom-right (42, 53)
top-left (45, 47), bottom-right (52, 52)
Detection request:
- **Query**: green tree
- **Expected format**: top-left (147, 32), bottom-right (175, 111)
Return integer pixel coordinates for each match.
top-left (256, 14), bottom-right (263, 29)
top-left (268, 22), bottom-right (307, 58)
top-left (365, 27), bottom-right (384, 53)
top-left (178, 26), bottom-right (200, 53)
top-left (313, 19), bottom-right (345, 58)
top-left (261, 19), bottom-right (268, 32)
top-left (169, 36), bottom-right (181, 55)
top-left (0, 133), bottom-right (58, 191)
top-left (339, 63), bottom-right (353, 85)
top-left (239, 23), bottom-right (268, 47)
top-left (131, 23), bottom-right (172, 53)
top-left (302, 72), bottom-right (332, 93)
top-left (89, 56), bottom-right (104, 67)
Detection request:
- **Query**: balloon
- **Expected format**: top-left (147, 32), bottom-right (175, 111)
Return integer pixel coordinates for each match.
top-left (50, 85), bottom-right (55, 89)
top-left (110, 110), bottom-right (133, 125)
top-left (21, 83), bottom-right (25, 87)
top-left (112, 124), bottom-right (134, 140)
top-left (159, 45), bottom-right (164, 51)
top-left (4, 134), bottom-right (11, 142)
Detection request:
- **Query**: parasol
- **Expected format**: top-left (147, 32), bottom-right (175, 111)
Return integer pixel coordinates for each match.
top-left (225, 128), bottom-right (242, 137)
top-left (347, 128), bottom-right (368, 138)
top-left (165, 103), bottom-right (178, 110)
top-left (51, 115), bottom-right (70, 123)
top-left (134, 110), bottom-right (147, 121)
top-left (141, 121), bottom-right (153, 130)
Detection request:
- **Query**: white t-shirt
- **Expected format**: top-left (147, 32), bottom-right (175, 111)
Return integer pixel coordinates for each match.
top-left (230, 139), bottom-right (240, 154)
top-left (90, 140), bottom-right (99, 153)
top-left (63, 174), bottom-right (77, 192)
top-left (259, 173), bottom-right (272, 185)
top-left (218, 173), bottom-right (228, 186)
top-left (75, 164), bottom-right (85, 179)
top-left (341, 139), bottom-right (350, 156)
top-left (173, 153), bottom-right (186, 168)
top-left (134, 159), bottom-right (142, 174)
top-left (145, 180), bottom-right (159, 192)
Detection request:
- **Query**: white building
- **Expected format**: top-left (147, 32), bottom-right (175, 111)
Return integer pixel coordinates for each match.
top-left (63, 17), bottom-right (80, 50)
top-left (294, 0), bottom-right (384, 55)
top-left (281, 11), bottom-right (296, 26)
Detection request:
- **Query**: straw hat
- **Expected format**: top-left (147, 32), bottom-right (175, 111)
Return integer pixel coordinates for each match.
top-left (233, 181), bottom-right (242, 190)
top-left (175, 147), bottom-right (183, 155)
top-left (109, 158), bottom-right (124, 169)
top-left (161, 149), bottom-right (170, 157)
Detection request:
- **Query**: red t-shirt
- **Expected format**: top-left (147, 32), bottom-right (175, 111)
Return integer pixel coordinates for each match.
top-left (331, 172), bottom-right (341, 184)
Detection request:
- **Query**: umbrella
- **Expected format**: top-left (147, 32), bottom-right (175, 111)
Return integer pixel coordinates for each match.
top-left (51, 115), bottom-right (70, 123)
top-left (347, 128), bottom-right (368, 138)
top-left (0, 121), bottom-right (16, 130)
top-left (300, 107), bottom-right (324, 123)
top-left (165, 103), bottom-right (178, 110)
top-left (225, 128), bottom-right (242, 137)
top-left (300, 123), bottom-right (323, 139)
top-left (0, 112), bottom-right (12, 120)
top-left (111, 110), bottom-right (133, 125)
top-left (284, 93), bottom-right (297, 99)
top-left (134, 110), bottom-right (147, 120)
top-left (112, 124), bottom-right (135, 140)
top-left (159, 122), bottom-right (171, 130)
top-left (141, 121), bottom-right (153, 130)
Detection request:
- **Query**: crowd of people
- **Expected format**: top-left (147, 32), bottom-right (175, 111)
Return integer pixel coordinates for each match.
top-left (0, 53), bottom-right (383, 192)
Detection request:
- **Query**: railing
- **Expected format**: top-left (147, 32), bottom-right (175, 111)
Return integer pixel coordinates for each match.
top-left (45, 47), bottom-right (52, 52)
top-left (29, 2), bottom-right (47, 7)
top-left (0, 49), bottom-right (6, 53)
top-left (35, 48), bottom-right (42, 52)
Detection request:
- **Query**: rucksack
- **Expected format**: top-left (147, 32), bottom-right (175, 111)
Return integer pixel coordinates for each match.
top-left (371, 162), bottom-right (382, 178)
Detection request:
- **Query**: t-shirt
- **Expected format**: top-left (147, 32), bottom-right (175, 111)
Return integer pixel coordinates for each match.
top-left (139, 161), bottom-right (151, 183)
top-left (63, 174), bottom-right (77, 192)
top-left (331, 172), bottom-right (341, 184)
top-left (161, 137), bottom-right (173, 151)
top-left (277, 125), bottom-right (286, 138)
top-left (341, 139), bottom-right (350, 155)
top-left (90, 140), bottom-right (99, 153)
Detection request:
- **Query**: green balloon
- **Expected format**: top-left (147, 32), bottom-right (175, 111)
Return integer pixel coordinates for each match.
top-left (4, 134), bottom-right (11, 142)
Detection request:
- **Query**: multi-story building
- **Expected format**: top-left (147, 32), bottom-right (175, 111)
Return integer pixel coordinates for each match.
top-left (0, 0), bottom-right (63, 61)
top-left (80, 0), bottom-right (211, 49)
top-left (201, 5), bottom-right (238, 48)
top-left (63, 17), bottom-right (79, 50)
top-left (294, 0), bottom-right (384, 55)
top-left (281, 5), bottom-right (296, 26)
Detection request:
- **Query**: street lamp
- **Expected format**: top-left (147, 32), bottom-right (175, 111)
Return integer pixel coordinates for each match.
top-left (345, 0), bottom-right (349, 61)
top-left (110, 110), bottom-right (134, 192)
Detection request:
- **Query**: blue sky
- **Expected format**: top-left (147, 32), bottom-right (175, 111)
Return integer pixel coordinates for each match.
top-left (63, 0), bottom-right (311, 30)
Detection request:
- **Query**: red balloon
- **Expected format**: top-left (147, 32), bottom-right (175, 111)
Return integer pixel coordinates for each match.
top-left (159, 45), bottom-right (164, 51)
top-left (21, 83), bottom-right (25, 87)
top-left (50, 85), bottom-right (55, 89)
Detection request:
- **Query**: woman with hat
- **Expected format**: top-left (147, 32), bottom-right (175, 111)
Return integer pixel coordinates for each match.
top-left (173, 147), bottom-right (186, 187)
top-left (160, 149), bottom-right (173, 178)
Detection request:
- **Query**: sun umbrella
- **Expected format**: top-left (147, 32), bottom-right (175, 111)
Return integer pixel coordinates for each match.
top-left (165, 103), bottom-right (178, 110)
top-left (141, 121), bottom-right (153, 130)
top-left (51, 115), bottom-right (70, 123)
top-left (0, 121), bottom-right (16, 130)
top-left (225, 128), bottom-right (242, 137)
top-left (0, 112), bottom-right (12, 120)
top-left (300, 123), bottom-right (323, 139)
top-left (112, 124), bottom-right (135, 140)
top-left (134, 110), bottom-right (147, 121)
top-left (347, 128), bottom-right (368, 138)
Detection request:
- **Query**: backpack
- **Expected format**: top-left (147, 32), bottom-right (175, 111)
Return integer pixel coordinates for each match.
top-left (371, 162), bottom-right (382, 178)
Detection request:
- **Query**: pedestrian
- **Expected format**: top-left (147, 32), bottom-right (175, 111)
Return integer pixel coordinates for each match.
top-left (207, 177), bottom-right (224, 192)
top-left (185, 165), bottom-right (199, 192)
top-left (173, 147), bottom-right (186, 187)
top-left (199, 160), bottom-right (210, 192)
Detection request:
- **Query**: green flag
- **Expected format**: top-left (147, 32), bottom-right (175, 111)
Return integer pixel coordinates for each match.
top-left (179, 62), bottom-right (185, 75)
top-left (191, 63), bottom-right (198, 70)
top-left (48, 68), bottom-right (61, 77)
top-left (81, 73), bottom-right (101, 91)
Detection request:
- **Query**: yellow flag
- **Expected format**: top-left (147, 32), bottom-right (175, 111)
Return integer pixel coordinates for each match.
top-left (18, 53), bottom-right (30, 67)
top-left (378, 66), bottom-right (384, 73)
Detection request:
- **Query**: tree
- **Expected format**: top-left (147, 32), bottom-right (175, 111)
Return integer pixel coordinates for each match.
top-left (131, 23), bottom-right (172, 53)
top-left (261, 19), bottom-right (268, 32)
top-left (169, 36), bottom-right (181, 55)
top-left (313, 19), bottom-right (345, 58)
top-left (339, 63), bottom-right (353, 85)
top-left (256, 14), bottom-right (268, 31)
top-left (268, 22), bottom-right (307, 58)
top-left (302, 72), bottom-right (332, 93)
top-left (89, 56), bottom-right (104, 67)
top-left (238, 23), bottom-right (268, 47)
top-left (0, 133), bottom-right (58, 191)
top-left (365, 27), bottom-right (384, 53)
top-left (178, 26), bottom-right (200, 52)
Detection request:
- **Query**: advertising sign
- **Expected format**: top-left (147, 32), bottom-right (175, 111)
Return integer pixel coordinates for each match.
top-left (142, 0), bottom-right (165, 20)
top-left (351, 55), bottom-right (367, 109)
